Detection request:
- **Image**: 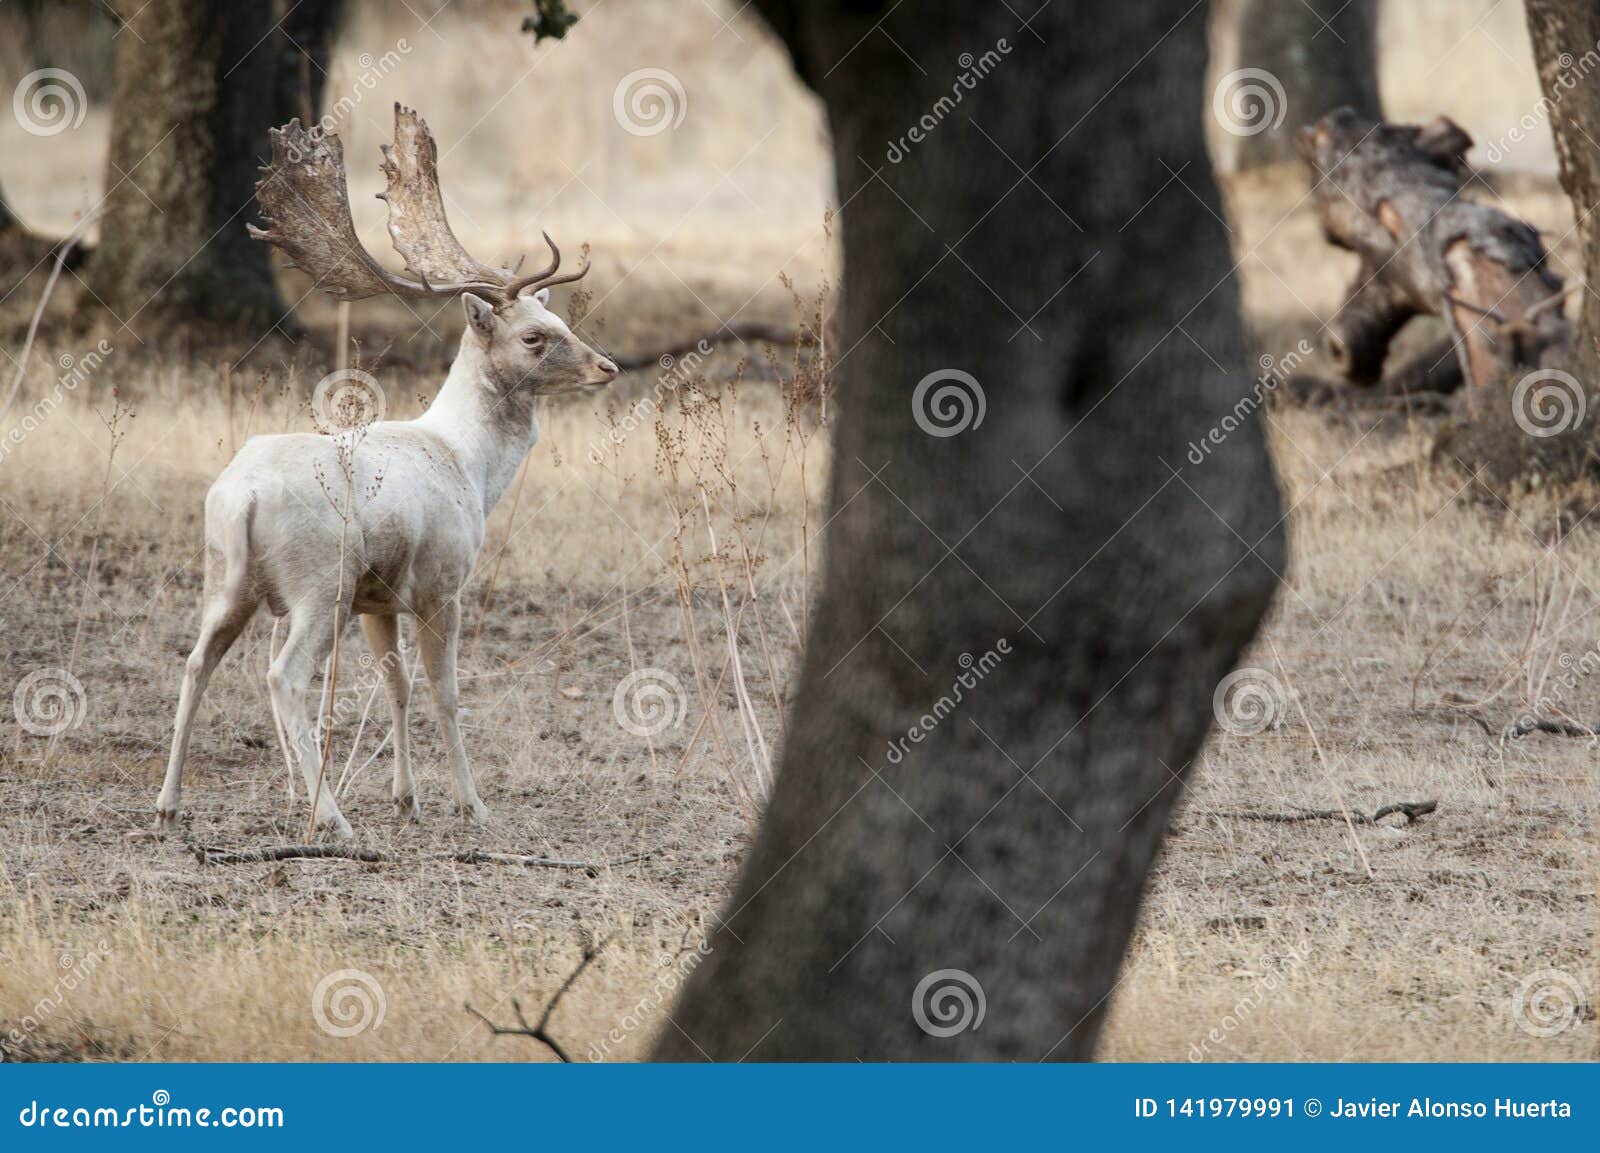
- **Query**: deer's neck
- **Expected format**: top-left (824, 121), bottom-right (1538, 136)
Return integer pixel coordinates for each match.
top-left (417, 338), bottom-right (540, 519)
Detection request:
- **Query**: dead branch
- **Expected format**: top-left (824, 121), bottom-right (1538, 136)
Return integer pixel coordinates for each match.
top-left (464, 941), bottom-right (608, 1062)
top-left (1220, 799), bottom-right (1438, 826)
top-left (191, 843), bottom-right (650, 872)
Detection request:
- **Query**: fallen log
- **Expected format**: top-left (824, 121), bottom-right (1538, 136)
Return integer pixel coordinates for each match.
top-left (1299, 107), bottom-right (1568, 414)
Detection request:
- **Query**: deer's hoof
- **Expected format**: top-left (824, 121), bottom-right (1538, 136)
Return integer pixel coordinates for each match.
top-left (317, 812), bottom-right (355, 842)
top-left (393, 794), bottom-right (420, 823)
top-left (456, 800), bottom-right (490, 825)
top-left (155, 808), bottom-right (178, 837)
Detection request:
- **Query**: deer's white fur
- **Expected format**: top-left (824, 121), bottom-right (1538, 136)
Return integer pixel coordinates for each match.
top-left (156, 292), bottom-right (618, 838)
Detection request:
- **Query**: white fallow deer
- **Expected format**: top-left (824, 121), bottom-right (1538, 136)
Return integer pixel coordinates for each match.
top-left (156, 105), bottom-right (618, 839)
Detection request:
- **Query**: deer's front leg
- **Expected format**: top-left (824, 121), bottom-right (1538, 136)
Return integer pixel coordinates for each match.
top-left (360, 612), bottom-right (416, 821)
top-left (417, 597), bottom-right (488, 823)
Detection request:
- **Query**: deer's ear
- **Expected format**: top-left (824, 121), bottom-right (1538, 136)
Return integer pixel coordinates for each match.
top-left (534, 287), bottom-right (551, 306)
top-left (463, 292), bottom-right (496, 339)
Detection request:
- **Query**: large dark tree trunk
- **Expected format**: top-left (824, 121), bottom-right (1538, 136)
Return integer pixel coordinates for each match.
top-left (1220, 0), bottom-right (1381, 170)
top-left (656, 2), bottom-right (1283, 1060)
top-left (1527, 0), bottom-right (1600, 389)
top-left (85, 0), bottom-right (338, 336)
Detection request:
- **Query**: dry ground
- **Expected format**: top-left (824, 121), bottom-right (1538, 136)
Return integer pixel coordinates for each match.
top-left (1, 0), bottom-right (1596, 1063)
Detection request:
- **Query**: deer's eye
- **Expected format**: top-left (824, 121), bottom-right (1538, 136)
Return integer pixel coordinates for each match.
top-left (521, 332), bottom-right (545, 350)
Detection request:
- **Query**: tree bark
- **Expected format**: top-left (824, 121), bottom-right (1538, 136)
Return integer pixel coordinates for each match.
top-left (85, 0), bottom-right (338, 336)
top-left (1223, 0), bottom-right (1381, 169)
top-left (1527, 0), bottom-right (1600, 389)
top-left (656, 2), bottom-right (1283, 1061)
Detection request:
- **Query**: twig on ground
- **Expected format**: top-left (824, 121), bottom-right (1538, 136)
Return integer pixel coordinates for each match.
top-left (1412, 702), bottom-right (1494, 736)
top-left (1221, 799), bottom-right (1438, 826)
top-left (190, 844), bottom-right (650, 872)
top-left (447, 849), bottom-right (648, 872)
top-left (1505, 716), bottom-right (1597, 739)
top-left (464, 940), bottom-right (610, 1062)
top-left (192, 844), bottom-right (385, 865)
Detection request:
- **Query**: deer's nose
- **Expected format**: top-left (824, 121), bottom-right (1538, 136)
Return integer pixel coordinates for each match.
top-left (598, 358), bottom-right (619, 377)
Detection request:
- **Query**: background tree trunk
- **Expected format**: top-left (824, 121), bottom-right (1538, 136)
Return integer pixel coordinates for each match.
top-left (1526, 0), bottom-right (1600, 389)
top-left (0, 1), bottom-right (111, 278)
top-left (276, 0), bottom-right (343, 126)
top-left (1218, 0), bottom-right (1381, 170)
top-left (15, 0), bottom-right (117, 102)
top-left (656, 1), bottom-right (1282, 1060)
top-left (85, 0), bottom-right (338, 337)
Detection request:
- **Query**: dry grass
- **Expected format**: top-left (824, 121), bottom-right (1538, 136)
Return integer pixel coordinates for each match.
top-left (0, 0), bottom-right (1595, 1063)
top-left (0, 341), bottom-right (820, 1062)
top-left (1102, 405), bottom-right (1598, 1061)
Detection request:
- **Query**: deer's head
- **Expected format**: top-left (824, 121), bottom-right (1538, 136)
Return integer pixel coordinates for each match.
top-left (249, 102), bottom-right (619, 395)
top-left (463, 284), bottom-right (618, 396)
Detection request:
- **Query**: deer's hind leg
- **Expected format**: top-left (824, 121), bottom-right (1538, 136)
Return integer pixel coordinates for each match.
top-left (156, 536), bottom-right (258, 833)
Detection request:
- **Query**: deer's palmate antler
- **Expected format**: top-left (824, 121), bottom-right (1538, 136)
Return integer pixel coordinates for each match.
top-left (246, 103), bottom-right (588, 305)
top-left (158, 106), bottom-right (617, 841)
